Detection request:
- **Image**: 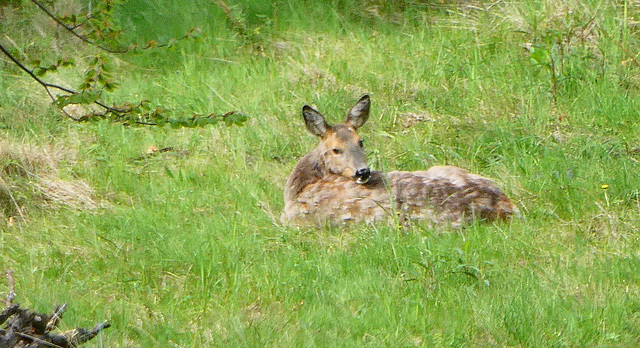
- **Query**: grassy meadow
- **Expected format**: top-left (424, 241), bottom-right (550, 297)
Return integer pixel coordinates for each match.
top-left (1, 0), bottom-right (640, 346)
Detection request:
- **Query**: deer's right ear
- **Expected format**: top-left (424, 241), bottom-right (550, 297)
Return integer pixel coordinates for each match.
top-left (345, 95), bottom-right (370, 129)
top-left (302, 105), bottom-right (330, 137)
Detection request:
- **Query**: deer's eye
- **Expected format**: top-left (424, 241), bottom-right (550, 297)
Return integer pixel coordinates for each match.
top-left (332, 148), bottom-right (342, 154)
top-left (358, 140), bottom-right (364, 148)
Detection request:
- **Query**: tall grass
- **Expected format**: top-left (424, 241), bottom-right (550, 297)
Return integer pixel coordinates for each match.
top-left (1, 0), bottom-right (639, 346)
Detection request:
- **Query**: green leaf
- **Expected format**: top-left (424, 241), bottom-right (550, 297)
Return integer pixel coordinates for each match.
top-left (104, 82), bottom-right (119, 92)
top-left (187, 27), bottom-right (202, 39)
top-left (33, 67), bottom-right (47, 77)
top-left (61, 58), bottom-right (75, 67)
top-left (97, 74), bottom-right (107, 86)
top-left (101, 61), bottom-right (113, 73)
top-left (79, 91), bottom-right (100, 104)
top-left (530, 46), bottom-right (552, 67)
top-left (85, 69), bottom-right (96, 79)
top-left (223, 112), bottom-right (249, 126)
top-left (53, 95), bottom-right (73, 108)
top-left (140, 100), bottom-right (151, 111)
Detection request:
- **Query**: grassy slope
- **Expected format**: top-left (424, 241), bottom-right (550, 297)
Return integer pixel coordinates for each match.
top-left (1, 0), bottom-right (640, 346)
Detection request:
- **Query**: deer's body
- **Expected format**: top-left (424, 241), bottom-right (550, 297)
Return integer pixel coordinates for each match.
top-left (282, 96), bottom-right (518, 228)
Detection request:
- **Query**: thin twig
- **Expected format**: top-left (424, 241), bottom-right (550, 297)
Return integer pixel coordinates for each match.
top-left (0, 43), bottom-right (75, 95)
top-left (0, 42), bottom-right (79, 120)
top-left (46, 304), bottom-right (67, 331)
top-left (0, 41), bottom-right (124, 120)
top-left (15, 332), bottom-right (62, 348)
top-left (0, 40), bottom-right (172, 124)
top-left (211, 0), bottom-right (246, 36)
top-left (32, 0), bottom-right (196, 53)
top-left (31, 0), bottom-right (128, 54)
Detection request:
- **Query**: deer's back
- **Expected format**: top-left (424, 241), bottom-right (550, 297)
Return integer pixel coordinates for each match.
top-left (388, 166), bottom-right (518, 226)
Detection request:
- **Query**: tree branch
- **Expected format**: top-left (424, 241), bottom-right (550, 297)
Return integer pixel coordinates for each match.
top-left (0, 43), bottom-right (74, 95)
top-left (0, 4), bottom-right (243, 129)
top-left (32, 0), bottom-right (199, 54)
top-left (0, 41), bottom-right (127, 120)
top-left (31, 0), bottom-right (128, 54)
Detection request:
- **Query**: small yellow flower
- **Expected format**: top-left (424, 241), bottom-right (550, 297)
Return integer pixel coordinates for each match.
top-left (601, 184), bottom-right (609, 190)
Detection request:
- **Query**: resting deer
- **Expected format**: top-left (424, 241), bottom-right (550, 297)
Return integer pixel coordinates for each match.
top-left (282, 95), bottom-right (518, 228)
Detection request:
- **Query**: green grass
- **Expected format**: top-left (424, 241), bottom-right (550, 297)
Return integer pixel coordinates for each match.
top-left (1, 0), bottom-right (640, 346)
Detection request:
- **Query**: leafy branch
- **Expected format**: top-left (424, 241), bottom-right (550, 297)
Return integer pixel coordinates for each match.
top-left (31, 0), bottom-right (126, 53)
top-left (211, 0), bottom-right (276, 48)
top-left (0, 42), bottom-right (118, 121)
top-left (32, 0), bottom-right (201, 53)
top-left (0, 0), bottom-right (242, 128)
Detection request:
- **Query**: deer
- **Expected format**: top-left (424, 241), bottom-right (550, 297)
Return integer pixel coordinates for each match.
top-left (282, 95), bottom-right (519, 228)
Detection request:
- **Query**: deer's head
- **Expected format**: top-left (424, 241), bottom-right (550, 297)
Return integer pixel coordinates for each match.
top-left (302, 95), bottom-right (372, 184)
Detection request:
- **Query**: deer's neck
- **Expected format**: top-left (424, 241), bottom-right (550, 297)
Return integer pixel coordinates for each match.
top-left (284, 148), bottom-right (326, 203)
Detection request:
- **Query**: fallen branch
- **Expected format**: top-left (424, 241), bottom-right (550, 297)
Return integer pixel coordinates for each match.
top-left (1, 271), bottom-right (110, 347)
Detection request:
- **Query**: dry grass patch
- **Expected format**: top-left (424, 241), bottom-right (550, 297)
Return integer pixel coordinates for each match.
top-left (0, 138), bottom-right (102, 222)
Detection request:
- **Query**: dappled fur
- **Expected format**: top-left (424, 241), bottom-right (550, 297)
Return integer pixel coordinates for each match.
top-left (282, 96), bottom-right (518, 227)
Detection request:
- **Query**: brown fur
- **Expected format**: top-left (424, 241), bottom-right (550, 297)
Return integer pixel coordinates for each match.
top-left (282, 96), bottom-right (519, 228)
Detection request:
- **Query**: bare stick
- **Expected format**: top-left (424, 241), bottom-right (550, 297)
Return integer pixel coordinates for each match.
top-left (15, 332), bottom-right (61, 348)
top-left (46, 304), bottom-right (67, 331)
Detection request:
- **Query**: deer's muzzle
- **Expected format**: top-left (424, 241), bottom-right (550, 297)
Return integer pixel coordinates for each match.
top-left (354, 168), bottom-right (371, 184)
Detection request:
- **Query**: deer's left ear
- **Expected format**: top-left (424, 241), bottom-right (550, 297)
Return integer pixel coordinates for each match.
top-left (303, 105), bottom-right (330, 137)
top-left (345, 95), bottom-right (370, 129)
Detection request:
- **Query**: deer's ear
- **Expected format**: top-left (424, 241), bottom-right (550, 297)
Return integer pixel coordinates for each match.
top-left (345, 95), bottom-right (370, 129)
top-left (303, 105), bottom-right (330, 137)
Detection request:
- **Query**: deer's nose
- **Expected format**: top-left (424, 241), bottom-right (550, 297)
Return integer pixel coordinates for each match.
top-left (354, 168), bottom-right (371, 184)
